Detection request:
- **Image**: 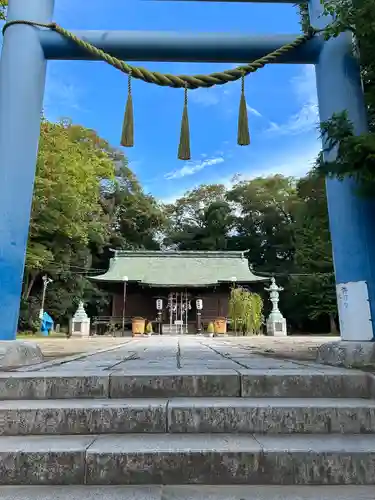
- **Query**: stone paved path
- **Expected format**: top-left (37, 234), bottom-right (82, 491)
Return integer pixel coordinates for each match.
top-left (23, 335), bottom-right (342, 373)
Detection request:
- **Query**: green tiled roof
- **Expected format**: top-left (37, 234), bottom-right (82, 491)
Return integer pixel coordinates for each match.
top-left (91, 250), bottom-right (269, 287)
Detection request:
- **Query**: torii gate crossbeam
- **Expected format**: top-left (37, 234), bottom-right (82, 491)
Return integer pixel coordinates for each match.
top-left (40, 31), bottom-right (322, 63)
top-left (0, 0), bottom-right (374, 345)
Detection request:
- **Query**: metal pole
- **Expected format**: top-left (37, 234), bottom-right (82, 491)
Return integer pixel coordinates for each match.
top-left (185, 290), bottom-right (188, 334)
top-left (176, 293), bottom-right (178, 334)
top-left (169, 292), bottom-right (172, 335)
top-left (179, 292), bottom-right (184, 335)
top-left (196, 298), bottom-right (203, 335)
top-left (39, 275), bottom-right (52, 332)
top-left (158, 311), bottom-right (162, 335)
top-left (197, 311), bottom-right (202, 335)
top-left (39, 277), bottom-right (48, 321)
top-left (309, 0), bottom-right (375, 341)
top-left (122, 277), bottom-right (128, 336)
top-left (175, 293), bottom-right (178, 335)
top-left (0, 0), bottom-right (55, 340)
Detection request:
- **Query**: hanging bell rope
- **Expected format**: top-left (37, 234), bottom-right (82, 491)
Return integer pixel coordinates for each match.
top-left (121, 70), bottom-right (134, 148)
top-left (237, 73), bottom-right (250, 146)
top-left (178, 85), bottom-right (191, 161)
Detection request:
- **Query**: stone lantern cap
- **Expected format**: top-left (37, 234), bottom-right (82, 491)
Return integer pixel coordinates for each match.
top-left (73, 301), bottom-right (89, 323)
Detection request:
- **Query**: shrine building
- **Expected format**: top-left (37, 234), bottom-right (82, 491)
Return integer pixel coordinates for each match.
top-left (91, 250), bottom-right (269, 334)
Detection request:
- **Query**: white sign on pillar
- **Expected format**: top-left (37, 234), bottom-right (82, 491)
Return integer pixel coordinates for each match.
top-left (336, 281), bottom-right (373, 341)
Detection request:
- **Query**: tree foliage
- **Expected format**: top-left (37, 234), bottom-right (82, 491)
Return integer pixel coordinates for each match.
top-left (226, 175), bottom-right (299, 273)
top-left (300, 0), bottom-right (375, 192)
top-left (291, 172), bottom-right (337, 331)
top-left (228, 288), bottom-right (263, 336)
top-left (317, 112), bottom-right (375, 195)
top-left (163, 184), bottom-right (232, 250)
top-left (162, 174), bottom-right (336, 333)
top-left (21, 121), bottom-right (336, 334)
top-left (0, 0), bottom-right (7, 21)
top-left (20, 119), bottom-right (165, 330)
top-left (321, 0), bottom-right (375, 128)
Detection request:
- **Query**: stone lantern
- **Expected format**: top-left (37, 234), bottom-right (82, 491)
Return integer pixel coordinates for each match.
top-left (264, 278), bottom-right (287, 336)
top-left (70, 301), bottom-right (91, 338)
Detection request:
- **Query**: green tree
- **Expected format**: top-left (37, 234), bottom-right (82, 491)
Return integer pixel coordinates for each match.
top-left (20, 120), bottom-right (115, 329)
top-left (21, 119), bottom-right (166, 330)
top-left (226, 175), bottom-right (300, 273)
top-left (161, 174), bottom-right (336, 333)
top-left (228, 287), bottom-right (263, 336)
top-left (299, 0), bottom-right (375, 191)
top-left (0, 0), bottom-right (7, 21)
top-left (320, 0), bottom-right (375, 129)
top-left (163, 184), bottom-right (231, 250)
top-left (100, 163), bottom-right (166, 252)
top-left (291, 172), bottom-right (338, 333)
top-left (24, 119), bottom-right (114, 299)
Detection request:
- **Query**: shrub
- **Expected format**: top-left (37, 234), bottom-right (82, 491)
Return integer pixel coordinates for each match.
top-left (206, 322), bottom-right (215, 334)
top-left (228, 287), bottom-right (263, 335)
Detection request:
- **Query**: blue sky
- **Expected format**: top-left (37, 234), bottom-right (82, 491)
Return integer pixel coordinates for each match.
top-left (44, 0), bottom-right (321, 202)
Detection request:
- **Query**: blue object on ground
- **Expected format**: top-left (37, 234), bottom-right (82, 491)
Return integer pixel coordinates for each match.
top-left (41, 312), bottom-right (54, 336)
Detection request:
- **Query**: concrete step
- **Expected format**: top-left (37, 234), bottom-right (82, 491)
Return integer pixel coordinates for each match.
top-left (0, 433), bottom-right (374, 485)
top-left (0, 368), bottom-right (372, 399)
top-left (168, 397), bottom-right (375, 434)
top-left (0, 398), bottom-right (375, 436)
top-left (0, 485), bottom-right (374, 500)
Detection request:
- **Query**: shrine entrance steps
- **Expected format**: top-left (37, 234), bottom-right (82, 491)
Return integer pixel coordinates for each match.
top-left (0, 336), bottom-right (374, 499)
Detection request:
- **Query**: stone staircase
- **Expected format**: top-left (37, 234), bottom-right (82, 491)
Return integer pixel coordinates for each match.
top-left (0, 365), bottom-right (374, 496)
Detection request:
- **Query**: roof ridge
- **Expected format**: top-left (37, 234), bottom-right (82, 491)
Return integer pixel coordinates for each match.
top-left (114, 250), bottom-right (246, 259)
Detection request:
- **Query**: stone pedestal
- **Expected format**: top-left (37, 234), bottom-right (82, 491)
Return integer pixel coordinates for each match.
top-left (316, 340), bottom-right (375, 368)
top-left (266, 311), bottom-right (287, 337)
top-left (0, 341), bottom-right (44, 369)
top-left (70, 301), bottom-right (90, 338)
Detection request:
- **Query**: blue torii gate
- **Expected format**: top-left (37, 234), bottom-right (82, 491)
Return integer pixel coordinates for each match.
top-left (0, 0), bottom-right (373, 342)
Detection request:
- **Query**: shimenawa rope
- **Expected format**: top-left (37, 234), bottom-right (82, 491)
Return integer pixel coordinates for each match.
top-left (2, 20), bottom-right (319, 158)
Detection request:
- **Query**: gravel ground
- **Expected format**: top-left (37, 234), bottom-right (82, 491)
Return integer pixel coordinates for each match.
top-left (21, 337), bottom-right (132, 359)
top-left (223, 335), bottom-right (339, 361)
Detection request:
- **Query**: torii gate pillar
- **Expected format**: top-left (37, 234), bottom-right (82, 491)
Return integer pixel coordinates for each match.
top-left (310, 0), bottom-right (375, 347)
top-left (0, 0), bottom-right (54, 340)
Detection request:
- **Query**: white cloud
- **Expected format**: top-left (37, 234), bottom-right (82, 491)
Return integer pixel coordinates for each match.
top-left (218, 140), bottom-right (321, 189)
top-left (43, 64), bottom-right (83, 120)
top-left (190, 85), bottom-right (262, 119)
top-left (245, 143), bottom-right (320, 180)
top-left (164, 156), bottom-right (224, 180)
top-left (160, 190), bottom-right (188, 205)
top-left (159, 140), bottom-right (321, 204)
top-left (189, 88), bottom-right (221, 107)
top-left (267, 65), bottom-right (319, 136)
top-left (246, 104), bottom-right (262, 118)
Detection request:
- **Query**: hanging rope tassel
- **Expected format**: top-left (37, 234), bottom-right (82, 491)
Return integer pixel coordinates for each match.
top-left (178, 85), bottom-right (191, 160)
top-left (237, 73), bottom-right (250, 146)
top-left (121, 71), bottom-right (134, 147)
